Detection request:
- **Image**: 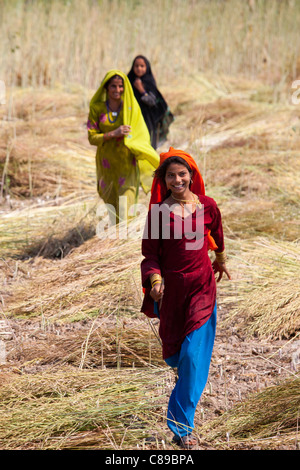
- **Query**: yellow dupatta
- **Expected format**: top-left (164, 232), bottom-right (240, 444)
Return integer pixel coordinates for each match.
top-left (89, 70), bottom-right (160, 193)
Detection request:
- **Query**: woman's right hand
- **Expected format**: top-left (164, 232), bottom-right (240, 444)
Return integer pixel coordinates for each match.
top-left (133, 78), bottom-right (145, 94)
top-left (150, 282), bottom-right (164, 302)
top-left (114, 125), bottom-right (131, 137)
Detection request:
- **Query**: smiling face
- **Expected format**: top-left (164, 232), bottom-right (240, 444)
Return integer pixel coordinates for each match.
top-left (133, 57), bottom-right (147, 78)
top-left (165, 163), bottom-right (192, 197)
top-left (106, 76), bottom-right (124, 102)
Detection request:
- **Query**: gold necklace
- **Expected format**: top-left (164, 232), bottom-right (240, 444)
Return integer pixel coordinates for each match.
top-left (171, 194), bottom-right (200, 205)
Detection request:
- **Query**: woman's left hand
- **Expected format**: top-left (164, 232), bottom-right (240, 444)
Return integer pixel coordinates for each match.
top-left (212, 260), bottom-right (231, 282)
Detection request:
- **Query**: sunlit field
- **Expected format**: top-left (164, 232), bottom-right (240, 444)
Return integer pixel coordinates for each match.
top-left (0, 0), bottom-right (299, 451)
top-left (2, 0), bottom-right (300, 89)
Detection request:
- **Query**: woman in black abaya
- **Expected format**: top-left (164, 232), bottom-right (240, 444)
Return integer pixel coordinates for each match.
top-left (128, 55), bottom-right (174, 149)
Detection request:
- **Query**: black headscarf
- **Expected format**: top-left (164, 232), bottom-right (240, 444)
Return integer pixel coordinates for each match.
top-left (128, 55), bottom-right (157, 92)
top-left (128, 55), bottom-right (173, 148)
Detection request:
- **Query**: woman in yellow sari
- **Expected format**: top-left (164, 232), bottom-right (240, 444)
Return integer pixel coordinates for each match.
top-left (88, 70), bottom-right (159, 223)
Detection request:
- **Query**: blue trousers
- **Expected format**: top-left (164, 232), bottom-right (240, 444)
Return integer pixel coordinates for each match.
top-left (164, 303), bottom-right (217, 437)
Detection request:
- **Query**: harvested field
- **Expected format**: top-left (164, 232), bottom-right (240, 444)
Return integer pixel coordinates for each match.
top-left (0, 0), bottom-right (299, 452)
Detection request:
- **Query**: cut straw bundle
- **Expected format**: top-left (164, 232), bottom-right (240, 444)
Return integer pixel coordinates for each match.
top-left (2, 214), bottom-right (147, 323)
top-left (7, 318), bottom-right (164, 370)
top-left (195, 103), bottom-right (300, 153)
top-left (198, 377), bottom-right (300, 450)
top-left (0, 194), bottom-right (98, 258)
top-left (0, 367), bottom-right (171, 450)
top-left (0, 87), bottom-right (94, 200)
top-left (220, 238), bottom-right (300, 339)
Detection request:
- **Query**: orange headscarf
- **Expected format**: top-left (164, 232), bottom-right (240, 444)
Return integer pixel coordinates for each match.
top-left (149, 147), bottom-right (218, 250)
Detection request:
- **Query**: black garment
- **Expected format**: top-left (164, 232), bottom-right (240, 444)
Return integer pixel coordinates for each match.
top-left (128, 55), bottom-right (174, 149)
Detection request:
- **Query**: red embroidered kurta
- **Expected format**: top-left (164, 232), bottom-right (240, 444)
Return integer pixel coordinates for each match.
top-left (141, 194), bottom-right (225, 359)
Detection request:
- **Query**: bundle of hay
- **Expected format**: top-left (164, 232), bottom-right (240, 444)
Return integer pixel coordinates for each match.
top-left (198, 376), bottom-right (300, 450)
top-left (0, 193), bottom-right (97, 258)
top-left (222, 238), bottom-right (300, 340)
top-left (2, 214), bottom-right (147, 324)
top-left (7, 318), bottom-right (164, 370)
top-left (0, 367), bottom-right (172, 450)
top-left (0, 87), bottom-right (94, 199)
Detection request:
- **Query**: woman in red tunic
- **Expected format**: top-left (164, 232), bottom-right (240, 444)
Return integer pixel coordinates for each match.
top-left (141, 147), bottom-right (230, 448)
